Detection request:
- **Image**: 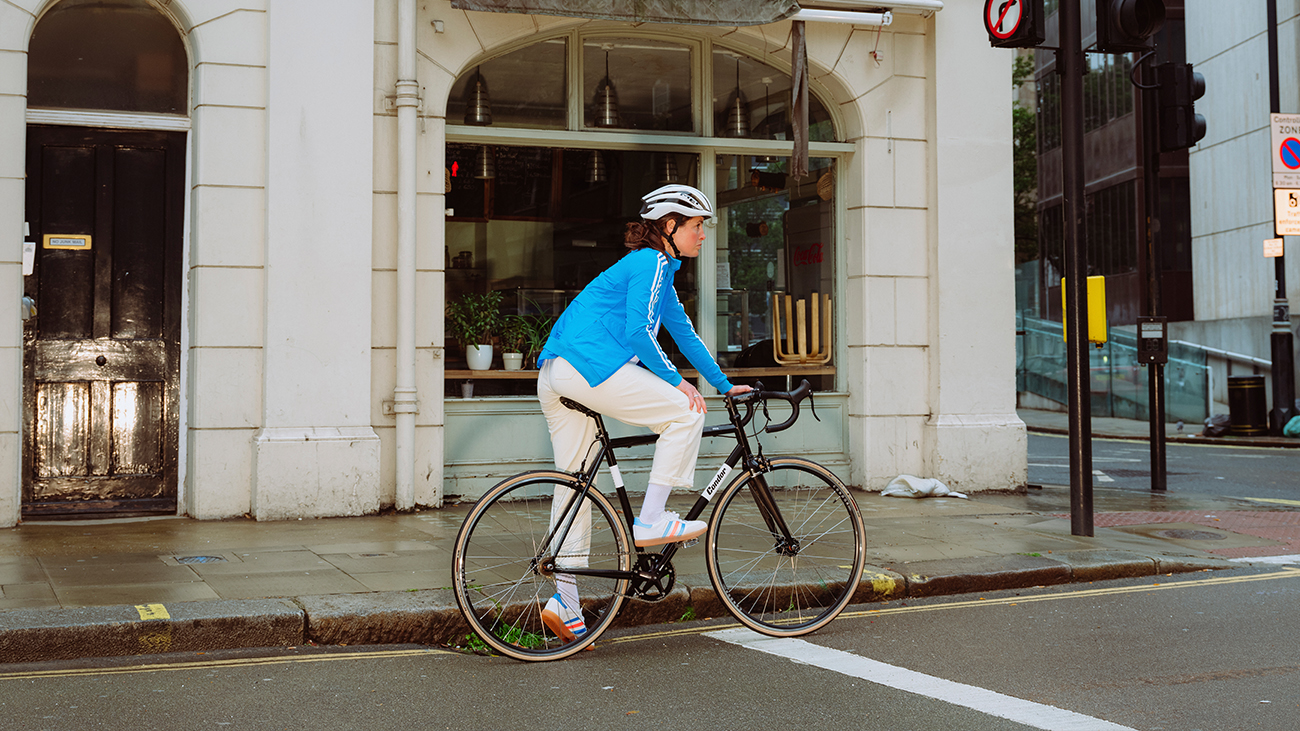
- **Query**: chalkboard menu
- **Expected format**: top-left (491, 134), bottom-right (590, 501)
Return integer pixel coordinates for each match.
top-left (491, 146), bottom-right (555, 220)
top-left (446, 143), bottom-right (487, 220)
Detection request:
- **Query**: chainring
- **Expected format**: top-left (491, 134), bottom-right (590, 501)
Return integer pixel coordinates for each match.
top-left (629, 552), bottom-right (677, 602)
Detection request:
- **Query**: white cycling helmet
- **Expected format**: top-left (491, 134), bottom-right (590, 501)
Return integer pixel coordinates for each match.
top-left (639, 184), bottom-right (714, 221)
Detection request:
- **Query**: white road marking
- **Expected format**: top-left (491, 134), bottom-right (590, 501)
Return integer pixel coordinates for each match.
top-left (1092, 469), bottom-right (1114, 483)
top-left (1230, 554), bottom-right (1300, 565)
top-left (706, 628), bottom-right (1137, 731)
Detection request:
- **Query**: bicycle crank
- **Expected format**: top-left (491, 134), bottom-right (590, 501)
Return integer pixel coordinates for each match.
top-left (629, 553), bottom-right (676, 601)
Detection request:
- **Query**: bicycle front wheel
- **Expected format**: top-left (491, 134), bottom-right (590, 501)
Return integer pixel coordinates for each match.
top-left (452, 471), bottom-right (631, 661)
top-left (706, 458), bottom-right (864, 637)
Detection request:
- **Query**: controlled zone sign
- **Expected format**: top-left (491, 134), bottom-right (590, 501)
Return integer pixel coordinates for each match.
top-left (1271, 113), bottom-right (1300, 188)
top-left (984, 0), bottom-right (1042, 48)
top-left (1274, 188), bottom-right (1300, 235)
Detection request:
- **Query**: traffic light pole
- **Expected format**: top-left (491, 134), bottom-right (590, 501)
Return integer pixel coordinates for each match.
top-left (1139, 54), bottom-right (1168, 491)
top-left (1268, 0), bottom-right (1297, 435)
top-left (1060, 0), bottom-right (1094, 536)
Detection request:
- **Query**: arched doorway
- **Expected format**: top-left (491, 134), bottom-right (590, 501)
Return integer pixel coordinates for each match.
top-left (22, 0), bottom-right (189, 516)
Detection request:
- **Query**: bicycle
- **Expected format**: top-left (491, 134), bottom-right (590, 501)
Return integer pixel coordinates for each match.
top-left (451, 380), bottom-right (865, 661)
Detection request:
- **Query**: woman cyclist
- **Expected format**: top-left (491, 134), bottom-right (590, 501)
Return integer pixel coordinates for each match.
top-left (535, 184), bottom-right (751, 644)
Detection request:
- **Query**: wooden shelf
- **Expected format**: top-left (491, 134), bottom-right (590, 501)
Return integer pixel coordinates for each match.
top-left (445, 366), bottom-right (835, 380)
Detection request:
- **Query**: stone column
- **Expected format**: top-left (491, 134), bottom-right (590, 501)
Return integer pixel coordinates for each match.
top-left (925, 1), bottom-right (1027, 490)
top-left (253, 0), bottom-right (380, 519)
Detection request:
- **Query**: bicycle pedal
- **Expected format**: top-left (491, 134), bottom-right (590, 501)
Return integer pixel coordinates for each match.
top-left (681, 538), bottom-right (699, 548)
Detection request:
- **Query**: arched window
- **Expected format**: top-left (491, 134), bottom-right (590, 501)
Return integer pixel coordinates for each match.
top-left (28, 0), bottom-right (188, 115)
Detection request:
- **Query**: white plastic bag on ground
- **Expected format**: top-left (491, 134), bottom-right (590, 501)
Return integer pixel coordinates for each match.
top-left (882, 474), bottom-right (967, 499)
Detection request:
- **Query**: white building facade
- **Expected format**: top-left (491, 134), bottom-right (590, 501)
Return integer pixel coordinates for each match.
top-left (0, 0), bottom-right (1026, 526)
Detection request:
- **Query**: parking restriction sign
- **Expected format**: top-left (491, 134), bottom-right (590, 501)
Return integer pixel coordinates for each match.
top-left (1271, 113), bottom-right (1300, 187)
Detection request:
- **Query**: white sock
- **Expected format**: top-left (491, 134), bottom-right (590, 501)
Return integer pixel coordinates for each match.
top-left (638, 482), bottom-right (672, 524)
top-left (556, 573), bottom-right (579, 610)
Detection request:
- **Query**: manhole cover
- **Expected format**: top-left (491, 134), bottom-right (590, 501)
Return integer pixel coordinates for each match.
top-left (175, 555), bottom-right (227, 564)
top-left (1156, 529), bottom-right (1224, 541)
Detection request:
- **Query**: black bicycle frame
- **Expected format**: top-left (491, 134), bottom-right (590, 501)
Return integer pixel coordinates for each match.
top-left (537, 394), bottom-right (795, 584)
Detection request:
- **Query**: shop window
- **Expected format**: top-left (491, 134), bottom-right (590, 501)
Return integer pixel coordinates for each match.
top-left (444, 33), bottom-right (842, 396)
top-left (582, 38), bottom-right (692, 132)
top-left (446, 39), bottom-right (567, 129)
top-left (711, 49), bottom-right (835, 142)
top-left (715, 154), bottom-right (835, 390)
top-left (445, 143), bottom-right (699, 394)
top-left (28, 0), bottom-right (188, 115)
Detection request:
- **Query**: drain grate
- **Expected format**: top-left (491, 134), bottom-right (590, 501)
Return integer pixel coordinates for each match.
top-left (175, 555), bottom-right (228, 564)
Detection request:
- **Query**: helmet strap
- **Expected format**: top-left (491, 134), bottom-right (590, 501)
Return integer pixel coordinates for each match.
top-left (662, 218), bottom-right (683, 258)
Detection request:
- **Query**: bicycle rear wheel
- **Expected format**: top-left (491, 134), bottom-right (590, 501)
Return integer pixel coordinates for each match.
top-left (452, 471), bottom-right (631, 661)
top-left (705, 458), bottom-right (864, 637)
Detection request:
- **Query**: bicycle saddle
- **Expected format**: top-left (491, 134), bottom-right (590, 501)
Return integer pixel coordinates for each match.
top-left (559, 397), bottom-right (600, 419)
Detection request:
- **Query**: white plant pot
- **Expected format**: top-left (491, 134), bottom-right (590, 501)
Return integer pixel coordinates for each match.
top-left (503, 352), bottom-right (523, 371)
top-left (460, 381), bottom-right (474, 398)
top-left (466, 344), bottom-right (493, 370)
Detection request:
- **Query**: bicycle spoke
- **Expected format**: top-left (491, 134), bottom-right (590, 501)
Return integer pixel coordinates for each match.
top-left (453, 473), bottom-right (630, 661)
top-left (706, 460), bottom-right (864, 637)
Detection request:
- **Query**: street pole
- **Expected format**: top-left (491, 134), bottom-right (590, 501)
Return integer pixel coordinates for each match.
top-left (1060, 0), bottom-right (1094, 535)
top-left (1140, 53), bottom-right (1167, 491)
top-left (1268, 0), bottom-right (1297, 435)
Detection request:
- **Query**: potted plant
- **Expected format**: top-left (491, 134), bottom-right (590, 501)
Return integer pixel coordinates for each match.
top-left (447, 290), bottom-right (504, 370)
top-left (500, 315), bottom-right (529, 371)
top-left (518, 307), bottom-right (555, 370)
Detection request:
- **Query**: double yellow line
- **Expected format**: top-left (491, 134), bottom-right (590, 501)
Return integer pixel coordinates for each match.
top-left (5, 567), bottom-right (1297, 680)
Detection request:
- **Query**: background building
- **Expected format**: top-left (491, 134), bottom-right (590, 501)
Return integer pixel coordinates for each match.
top-left (1019, 0), bottom-right (1300, 424)
top-left (1, 0), bottom-right (1027, 526)
top-left (1183, 0), bottom-right (1300, 409)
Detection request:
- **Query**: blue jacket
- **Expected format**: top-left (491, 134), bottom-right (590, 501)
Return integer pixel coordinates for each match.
top-left (539, 248), bottom-right (735, 393)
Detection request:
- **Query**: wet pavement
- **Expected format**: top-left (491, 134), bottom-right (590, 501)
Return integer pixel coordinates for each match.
top-left (2, 409), bottom-right (1298, 662)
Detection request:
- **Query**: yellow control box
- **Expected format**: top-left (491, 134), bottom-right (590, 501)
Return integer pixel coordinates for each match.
top-left (1060, 275), bottom-right (1107, 344)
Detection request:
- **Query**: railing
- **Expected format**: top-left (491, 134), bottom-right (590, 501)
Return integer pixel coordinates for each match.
top-left (1017, 315), bottom-right (1210, 423)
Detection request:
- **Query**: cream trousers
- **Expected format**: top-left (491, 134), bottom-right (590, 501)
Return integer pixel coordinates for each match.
top-left (537, 358), bottom-right (706, 569)
top-left (538, 357), bottom-right (706, 488)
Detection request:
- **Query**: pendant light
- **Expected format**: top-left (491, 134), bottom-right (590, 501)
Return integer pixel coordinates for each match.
top-left (593, 48), bottom-right (621, 128)
top-left (464, 65), bottom-right (492, 126)
top-left (586, 149), bottom-right (607, 184)
top-left (473, 145), bottom-right (495, 179)
top-left (724, 56), bottom-right (750, 138)
top-left (756, 78), bottom-right (777, 163)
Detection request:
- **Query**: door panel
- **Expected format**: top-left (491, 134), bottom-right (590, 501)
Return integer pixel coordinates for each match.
top-left (34, 381), bottom-right (90, 478)
top-left (23, 125), bottom-right (184, 516)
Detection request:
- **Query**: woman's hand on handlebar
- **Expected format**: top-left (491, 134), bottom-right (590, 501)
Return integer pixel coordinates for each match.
top-left (725, 385), bottom-right (753, 398)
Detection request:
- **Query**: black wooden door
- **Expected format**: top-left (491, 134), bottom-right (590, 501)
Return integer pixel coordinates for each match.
top-left (22, 125), bottom-right (184, 516)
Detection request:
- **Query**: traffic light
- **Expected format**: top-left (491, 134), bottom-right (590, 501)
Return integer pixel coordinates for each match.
top-left (1095, 0), bottom-right (1165, 53)
top-left (984, 0), bottom-right (1044, 49)
top-left (1157, 62), bottom-right (1207, 151)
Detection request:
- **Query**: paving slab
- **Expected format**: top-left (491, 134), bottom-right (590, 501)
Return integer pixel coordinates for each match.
top-left (0, 485), bottom-right (1296, 663)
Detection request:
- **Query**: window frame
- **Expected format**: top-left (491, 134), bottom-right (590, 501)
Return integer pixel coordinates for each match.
top-left (444, 30), bottom-right (852, 392)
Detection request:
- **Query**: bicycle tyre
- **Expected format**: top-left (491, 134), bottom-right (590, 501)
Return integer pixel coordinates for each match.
top-left (452, 471), bottom-right (631, 661)
top-left (705, 458), bottom-right (865, 637)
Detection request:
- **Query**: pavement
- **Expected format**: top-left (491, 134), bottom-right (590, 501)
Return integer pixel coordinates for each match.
top-left (2, 408), bottom-right (1298, 664)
